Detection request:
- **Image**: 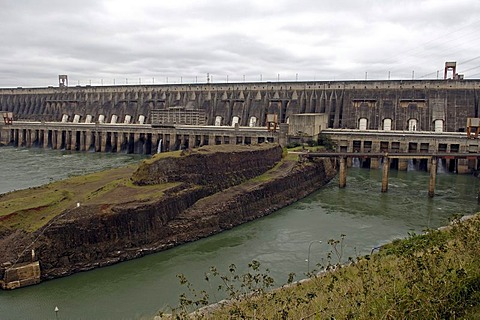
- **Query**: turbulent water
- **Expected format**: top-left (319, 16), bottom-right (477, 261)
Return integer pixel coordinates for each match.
top-left (0, 147), bottom-right (479, 320)
top-left (0, 147), bottom-right (146, 195)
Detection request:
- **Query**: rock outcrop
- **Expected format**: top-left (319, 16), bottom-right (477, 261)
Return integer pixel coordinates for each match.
top-left (0, 144), bottom-right (336, 286)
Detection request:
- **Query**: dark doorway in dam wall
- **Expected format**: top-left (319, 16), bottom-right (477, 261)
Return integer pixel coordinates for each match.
top-left (183, 135), bottom-right (190, 149)
top-left (449, 159), bottom-right (456, 173)
top-left (119, 133), bottom-right (128, 153)
top-left (47, 130), bottom-right (53, 148)
top-left (175, 134), bottom-right (182, 150)
top-left (133, 134), bottom-right (146, 154)
top-left (146, 133), bottom-right (153, 154)
top-left (127, 133), bottom-right (135, 154)
top-left (105, 132), bottom-right (113, 152)
top-left (60, 131), bottom-right (66, 150)
top-left (74, 131), bottom-right (81, 151)
top-left (89, 133), bottom-right (96, 152)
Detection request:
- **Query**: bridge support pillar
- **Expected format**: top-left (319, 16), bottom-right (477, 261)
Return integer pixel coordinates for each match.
top-left (86, 131), bottom-right (92, 151)
top-left (52, 130), bottom-right (58, 149)
top-left (201, 135), bottom-right (209, 146)
top-left (143, 134), bottom-right (148, 154)
top-left (0, 128), bottom-right (7, 145)
top-left (9, 128), bottom-right (14, 145)
top-left (339, 157), bottom-right (347, 188)
top-left (31, 130), bottom-right (38, 147)
top-left (58, 130), bottom-right (64, 149)
top-left (457, 159), bottom-right (469, 174)
top-left (16, 129), bottom-right (21, 147)
top-left (381, 156), bottom-right (390, 192)
top-left (43, 130), bottom-right (49, 148)
top-left (11, 129), bottom-right (16, 146)
top-left (94, 132), bottom-right (101, 152)
top-left (101, 132), bottom-right (108, 152)
top-left (26, 129), bottom-right (32, 147)
top-left (65, 131), bottom-right (71, 150)
top-left (370, 157), bottom-right (379, 169)
top-left (134, 133), bottom-right (141, 154)
top-left (55, 130), bottom-right (61, 149)
top-left (118, 132), bottom-right (125, 152)
top-left (71, 131), bottom-right (77, 151)
top-left (111, 132), bottom-right (118, 152)
top-left (180, 135), bottom-right (187, 149)
top-left (428, 157), bottom-right (437, 197)
top-left (79, 131), bottom-right (85, 151)
top-left (18, 129), bottom-right (24, 147)
top-left (209, 134), bottom-right (215, 146)
top-left (165, 134), bottom-right (172, 152)
top-left (398, 159), bottom-right (408, 171)
top-left (0, 128), bottom-right (4, 145)
top-left (346, 157), bottom-right (352, 167)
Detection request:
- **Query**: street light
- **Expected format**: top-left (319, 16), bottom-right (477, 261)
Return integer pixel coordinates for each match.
top-left (306, 240), bottom-right (322, 274)
top-left (371, 246), bottom-right (381, 255)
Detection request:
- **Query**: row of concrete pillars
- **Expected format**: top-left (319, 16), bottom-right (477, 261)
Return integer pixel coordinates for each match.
top-left (339, 156), bottom-right (441, 198)
top-left (2, 128), bottom-right (275, 154)
top-left (4, 128), bottom-right (150, 153)
top-left (349, 156), bottom-right (473, 174)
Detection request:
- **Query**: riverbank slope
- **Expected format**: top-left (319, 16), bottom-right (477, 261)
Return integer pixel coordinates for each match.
top-left (160, 214), bottom-right (480, 319)
top-left (186, 214), bottom-right (480, 319)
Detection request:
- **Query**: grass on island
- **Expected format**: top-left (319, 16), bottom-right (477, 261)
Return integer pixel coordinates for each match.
top-left (0, 144), bottom-right (286, 233)
top-left (162, 215), bottom-right (480, 320)
top-left (0, 164), bottom-right (178, 232)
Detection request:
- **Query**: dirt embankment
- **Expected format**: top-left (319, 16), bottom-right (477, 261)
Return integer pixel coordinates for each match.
top-left (0, 144), bottom-right (336, 282)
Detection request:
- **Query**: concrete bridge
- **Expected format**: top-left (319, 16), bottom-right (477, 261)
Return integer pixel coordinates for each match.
top-left (299, 149), bottom-right (480, 197)
top-left (321, 129), bottom-right (480, 174)
top-left (0, 120), bottom-right (280, 154)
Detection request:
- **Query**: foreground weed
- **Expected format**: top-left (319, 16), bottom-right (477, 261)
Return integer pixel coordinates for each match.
top-left (158, 218), bottom-right (480, 319)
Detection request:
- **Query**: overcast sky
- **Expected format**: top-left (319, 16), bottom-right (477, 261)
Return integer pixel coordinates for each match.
top-left (1, 0), bottom-right (480, 87)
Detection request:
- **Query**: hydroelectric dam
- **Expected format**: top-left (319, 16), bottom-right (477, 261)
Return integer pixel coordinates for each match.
top-left (1, 78), bottom-right (480, 174)
top-left (1, 76), bottom-right (480, 317)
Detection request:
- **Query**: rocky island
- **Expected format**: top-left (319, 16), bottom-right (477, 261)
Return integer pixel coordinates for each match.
top-left (0, 144), bottom-right (336, 289)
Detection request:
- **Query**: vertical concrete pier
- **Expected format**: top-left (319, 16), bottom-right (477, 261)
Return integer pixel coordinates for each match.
top-left (339, 157), bottom-right (347, 188)
top-left (71, 131), bottom-right (77, 151)
top-left (370, 157), bottom-right (379, 169)
top-left (381, 156), bottom-right (389, 192)
top-left (477, 177), bottom-right (480, 203)
top-left (398, 159), bottom-right (408, 171)
top-left (429, 157), bottom-right (437, 197)
top-left (43, 131), bottom-right (48, 148)
top-left (85, 131), bottom-right (92, 151)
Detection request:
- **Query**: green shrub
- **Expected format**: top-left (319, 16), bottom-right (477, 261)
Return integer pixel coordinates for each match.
top-left (159, 215), bottom-right (480, 319)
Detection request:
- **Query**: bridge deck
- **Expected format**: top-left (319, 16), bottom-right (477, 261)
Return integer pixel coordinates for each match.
top-left (298, 151), bottom-right (480, 159)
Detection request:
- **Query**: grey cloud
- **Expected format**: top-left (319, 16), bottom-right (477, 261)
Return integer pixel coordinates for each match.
top-left (0, 0), bottom-right (479, 87)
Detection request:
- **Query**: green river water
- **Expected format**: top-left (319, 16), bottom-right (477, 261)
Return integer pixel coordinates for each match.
top-left (0, 147), bottom-right (478, 320)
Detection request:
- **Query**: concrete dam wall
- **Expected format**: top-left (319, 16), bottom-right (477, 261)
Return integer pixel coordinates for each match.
top-left (1, 80), bottom-right (479, 132)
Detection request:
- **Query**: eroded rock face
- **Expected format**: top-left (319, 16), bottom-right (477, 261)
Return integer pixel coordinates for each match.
top-left (131, 144), bottom-right (284, 191)
top-left (1, 144), bottom-right (337, 283)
